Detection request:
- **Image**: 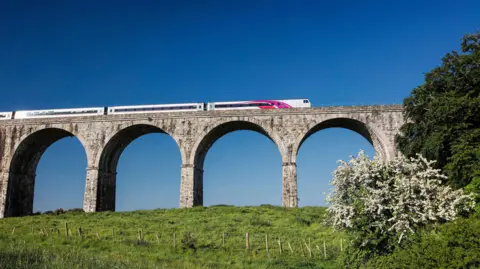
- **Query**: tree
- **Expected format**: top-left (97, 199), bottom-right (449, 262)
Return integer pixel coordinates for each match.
top-left (325, 151), bottom-right (475, 254)
top-left (395, 32), bottom-right (480, 189)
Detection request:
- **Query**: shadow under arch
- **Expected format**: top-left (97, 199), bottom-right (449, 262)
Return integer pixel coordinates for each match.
top-left (5, 128), bottom-right (87, 217)
top-left (95, 124), bottom-right (181, 211)
top-left (190, 120), bottom-right (281, 205)
top-left (294, 117), bottom-right (388, 162)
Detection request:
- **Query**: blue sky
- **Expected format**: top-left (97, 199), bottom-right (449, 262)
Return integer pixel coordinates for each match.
top-left (1, 1), bottom-right (478, 212)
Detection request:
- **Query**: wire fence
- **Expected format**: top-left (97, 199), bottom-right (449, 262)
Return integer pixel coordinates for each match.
top-left (4, 223), bottom-right (347, 259)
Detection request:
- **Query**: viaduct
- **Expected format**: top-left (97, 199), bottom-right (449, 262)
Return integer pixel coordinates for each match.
top-left (0, 105), bottom-right (404, 218)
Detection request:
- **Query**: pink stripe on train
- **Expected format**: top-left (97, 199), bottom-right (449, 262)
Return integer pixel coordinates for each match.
top-left (246, 100), bottom-right (292, 109)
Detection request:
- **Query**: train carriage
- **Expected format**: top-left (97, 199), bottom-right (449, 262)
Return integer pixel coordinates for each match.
top-left (107, 103), bottom-right (205, 115)
top-left (13, 107), bottom-right (105, 119)
top-left (206, 99), bottom-right (310, 110)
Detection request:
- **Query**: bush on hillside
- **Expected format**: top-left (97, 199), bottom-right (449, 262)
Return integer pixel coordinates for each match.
top-left (325, 151), bottom-right (475, 255)
top-left (366, 215), bottom-right (479, 268)
top-left (181, 232), bottom-right (197, 251)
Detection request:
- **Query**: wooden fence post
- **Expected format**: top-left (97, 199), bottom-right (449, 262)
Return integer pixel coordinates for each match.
top-left (245, 233), bottom-right (249, 250)
top-left (323, 240), bottom-right (326, 258)
top-left (64, 222), bottom-right (69, 238)
top-left (138, 229), bottom-right (144, 241)
top-left (304, 241), bottom-right (312, 258)
top-left (278, 239), bottom-right (282, 254)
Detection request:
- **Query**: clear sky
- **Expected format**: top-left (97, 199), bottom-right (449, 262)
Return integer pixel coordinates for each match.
top-left (1, 1), bottom-right (479, 212)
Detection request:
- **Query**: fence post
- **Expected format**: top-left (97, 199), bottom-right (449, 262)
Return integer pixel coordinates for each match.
top-left (138, 229), bottom-right (144, 241)
top-left (323, 240), bottom-right (326, 258)
top-left (64, 222), bottom-right (69, 238)
top-left (245, 233), bottom-right (249, 250)
top-left (304, 241), bottom-right (312, 258)
top-left (278, 239), bottom-right (282, 254)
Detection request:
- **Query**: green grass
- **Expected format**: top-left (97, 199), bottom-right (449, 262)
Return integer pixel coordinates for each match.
top-left (0, 205), bottom-right (345, 269)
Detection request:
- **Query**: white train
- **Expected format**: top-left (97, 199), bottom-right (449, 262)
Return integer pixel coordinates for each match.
top-left (0, 98), bottom-right (311, 120)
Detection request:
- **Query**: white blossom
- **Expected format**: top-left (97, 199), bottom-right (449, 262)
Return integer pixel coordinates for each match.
top-left (325, 151), bottom-right (475, 244)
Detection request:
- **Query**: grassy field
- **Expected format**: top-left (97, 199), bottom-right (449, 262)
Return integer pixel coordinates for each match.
top-left (0, 205), bottom-right (345, 269)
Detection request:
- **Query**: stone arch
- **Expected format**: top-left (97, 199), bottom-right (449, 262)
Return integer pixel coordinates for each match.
top-left (293, 116), bottom-right (390, 163)
top-left (5, 127), bottom-right (88, 217)
top-left (190, 119), bottom-right (281, 168)
top-left (92, 123), bottom-right (182, 211)
top-left (181, 119), bottom-right (282, 207)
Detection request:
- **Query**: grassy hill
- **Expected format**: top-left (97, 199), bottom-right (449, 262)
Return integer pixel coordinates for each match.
top-left (0, 205), bottom-right (345, 269)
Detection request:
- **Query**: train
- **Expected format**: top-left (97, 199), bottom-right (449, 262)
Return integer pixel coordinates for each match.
top-left (0, 98), bottom-right (311, 120)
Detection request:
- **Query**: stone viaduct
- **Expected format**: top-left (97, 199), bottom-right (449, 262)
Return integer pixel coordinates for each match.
top-left (0, 105), bottom-right (404, 218)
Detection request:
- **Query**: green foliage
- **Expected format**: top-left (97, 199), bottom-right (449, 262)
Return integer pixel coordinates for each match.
top-left (395, 31), bottom-right (480, 189)
top-left (181, 232), bottom-right (197, 251)
top-left (465, 176), bottom-right (480, 212)
top-left (341, 215), bottom-right (480, 268)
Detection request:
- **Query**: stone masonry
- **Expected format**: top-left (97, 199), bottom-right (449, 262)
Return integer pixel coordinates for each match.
top-left (0, 105), bottom-right (404, 218)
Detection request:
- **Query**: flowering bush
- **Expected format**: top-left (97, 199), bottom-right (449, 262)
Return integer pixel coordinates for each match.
top-left (326, 151), bottom-right (475, 252)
